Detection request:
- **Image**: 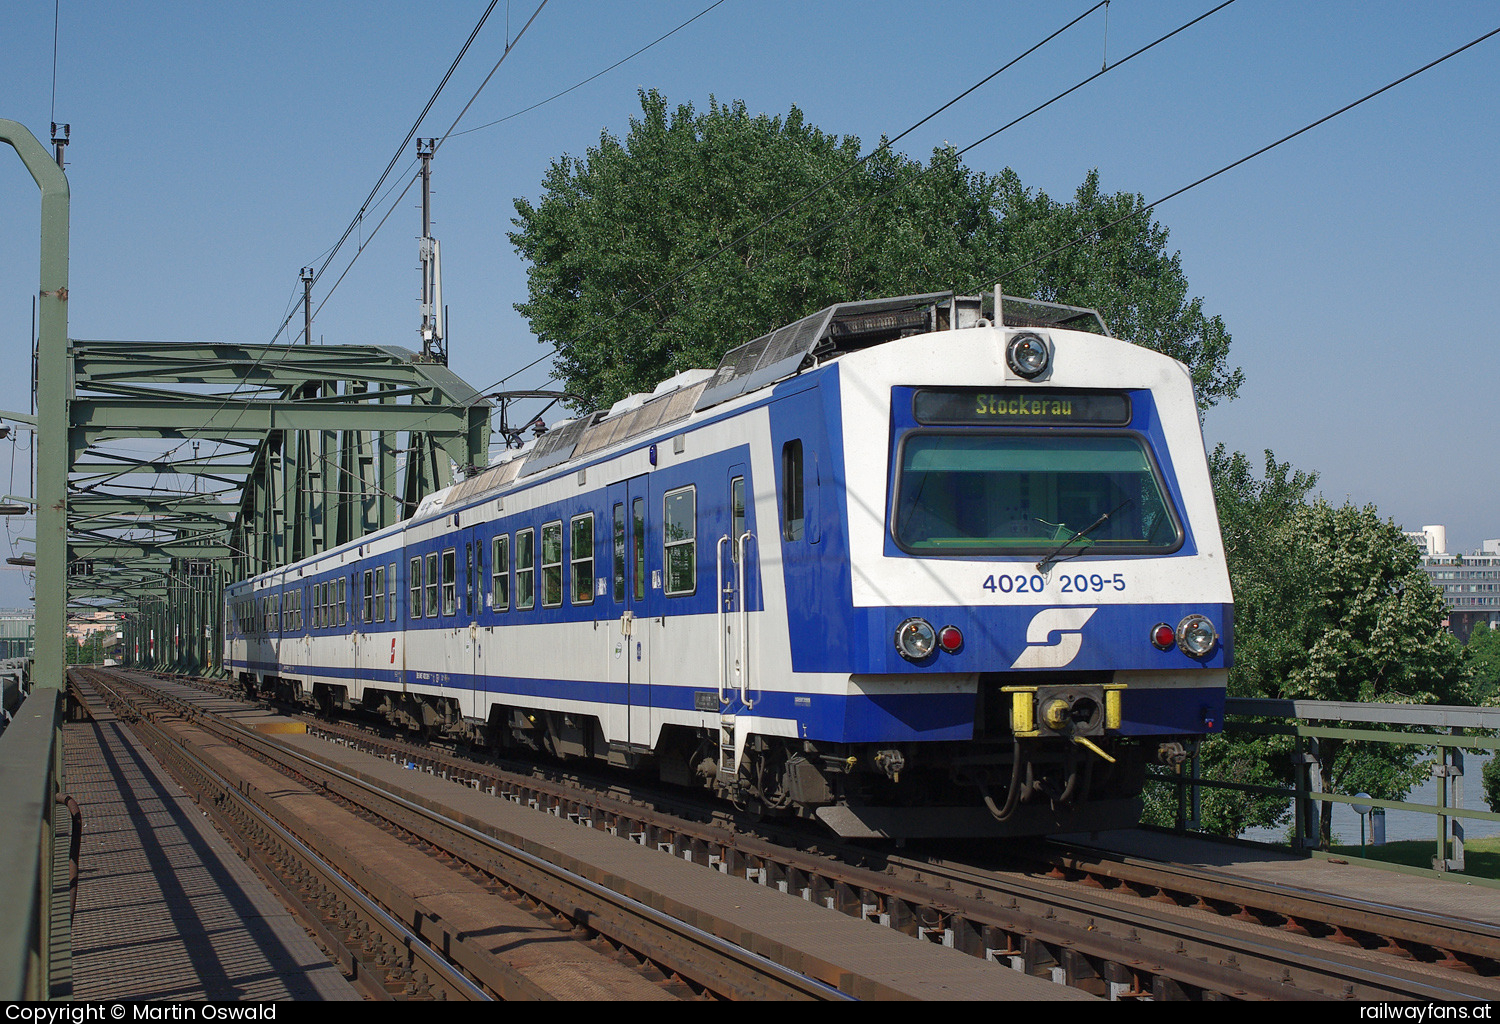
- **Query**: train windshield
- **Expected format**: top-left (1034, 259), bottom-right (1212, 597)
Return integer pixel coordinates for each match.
top-left (893, 432), bottom-right (1181, 554)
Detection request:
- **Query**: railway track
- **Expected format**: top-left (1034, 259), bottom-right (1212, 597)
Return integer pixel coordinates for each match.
top-left (71, 668), bottom-right (847, 1001)
top-left (84, 669), bottom-right (1500, 1001)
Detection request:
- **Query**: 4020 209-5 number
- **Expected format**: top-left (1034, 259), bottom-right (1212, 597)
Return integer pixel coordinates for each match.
top-left (981, 572), bottom-right (1126, 595)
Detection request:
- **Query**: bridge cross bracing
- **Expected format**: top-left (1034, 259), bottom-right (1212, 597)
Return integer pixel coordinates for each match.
top-left (67, 342), bottom-right (490, 674)
top-left (7, 116), bottom-right (497, 682)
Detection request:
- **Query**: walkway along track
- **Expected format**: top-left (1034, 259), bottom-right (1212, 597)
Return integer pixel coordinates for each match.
top-left (70, 669), bottom-right (846, 1001)
top-left (93, 669), bottom-right (1500, 1001)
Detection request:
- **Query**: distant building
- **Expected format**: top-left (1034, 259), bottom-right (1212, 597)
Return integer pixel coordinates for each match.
top-left (0, 609), bottom-right (33, 659)
top-left (1406, 526), bottom-right (1500, 642)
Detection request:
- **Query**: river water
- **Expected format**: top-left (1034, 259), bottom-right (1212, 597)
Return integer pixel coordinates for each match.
top-left (1236, 751), bottom-right (1496, 847)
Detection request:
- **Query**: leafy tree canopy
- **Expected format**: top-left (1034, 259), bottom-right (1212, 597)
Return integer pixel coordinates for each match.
top-left (1148, 447), bottom-right (1474, 843)
top-left (1466, 623), bottom-right (1500, 704)
top-left (510, 90), bottom-right (1240, 411)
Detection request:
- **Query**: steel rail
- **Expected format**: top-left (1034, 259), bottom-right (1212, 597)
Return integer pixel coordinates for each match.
top-left (276, 698), bottom-right (1494, 999)
top-left (111, 669), bottom-right (1500, 1001)
top-left (212, 713), bottom-right (853, 1001)
top-left (78, 670), bottom-right (497, 1000)
top-left (103, 670), bottom-right (849, 1000)
top-left (892, 852), bottom-right (1500, 1002)
top-left (1041, 837), bottom-right (1500, 966)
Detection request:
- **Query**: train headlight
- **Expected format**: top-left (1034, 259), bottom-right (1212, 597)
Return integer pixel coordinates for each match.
top-left (1176, 614), bottom-right (1218, 657)
top-left (1006, 332), bottom-right (1051, 379)
top-left (895, 617), bottom-right (937, 661)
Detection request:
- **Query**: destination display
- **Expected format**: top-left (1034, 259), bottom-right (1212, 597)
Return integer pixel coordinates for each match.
top-left (913, 388), bottom-right (1131, 425)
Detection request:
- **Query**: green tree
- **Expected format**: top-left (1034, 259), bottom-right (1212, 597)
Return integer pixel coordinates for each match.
top-left (1247, 497), bottom-right (1470, 847)
top-left (1146, 451), bottom-right (1473, 845)
top-left (993, 169), bottom-right (1242, 411)
top-left (1466, 624), bottom-right (1500, 704)
top-left (1144, 448), bottom-right (1318, 836)
top-left (1465, 626), bottom-right (1500, 813)
top-left (510, 90), bottom-right (1240, 411)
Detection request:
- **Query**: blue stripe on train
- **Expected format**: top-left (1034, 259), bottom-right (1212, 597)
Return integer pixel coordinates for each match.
top-left (226, 658), bottom-right (1221, 743)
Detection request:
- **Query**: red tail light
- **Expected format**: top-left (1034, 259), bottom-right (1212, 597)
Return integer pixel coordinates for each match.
top-left (937, 625), bottom-right (963, 653)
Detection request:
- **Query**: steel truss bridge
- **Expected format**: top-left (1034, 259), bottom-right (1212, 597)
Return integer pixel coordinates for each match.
top-left (4, 119), bottom-right (493, 683)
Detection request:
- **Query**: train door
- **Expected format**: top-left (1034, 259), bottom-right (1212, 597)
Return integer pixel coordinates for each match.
top-left (717, 464), bottom-right (758, 777)
top-left (436, 538), bottom-right (476, 720)
top-left (460, 530), bottom-right (479, 719)
top-left (605, 475), bottom-right (652, 754)
top-left (357, 561), bottom-right (390, 692)
top-left (349, 571), bottom-right (362, 691)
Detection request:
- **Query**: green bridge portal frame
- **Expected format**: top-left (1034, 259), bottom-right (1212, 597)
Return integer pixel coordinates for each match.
top-left (76, 343), bottom-right (491, 673)
top-left (4, 118), bottom-right (493, 676)
top-left (4, 116), bottom-right (496, 997)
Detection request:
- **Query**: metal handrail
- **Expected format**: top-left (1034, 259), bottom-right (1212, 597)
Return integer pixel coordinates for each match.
top-left (0, 688), bottom-right (62, 999)
top-left (1153, 697), bottom-right (1500, 875)
top-left (737, 531), bottom-right (754, 708)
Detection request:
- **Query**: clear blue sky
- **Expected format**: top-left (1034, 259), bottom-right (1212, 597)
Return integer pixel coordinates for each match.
top-left (3, 1), bottom-right (1497, 609)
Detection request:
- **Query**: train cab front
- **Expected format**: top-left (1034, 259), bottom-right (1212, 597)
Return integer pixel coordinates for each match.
top-left (806, 312), bottom-right (1231, 839)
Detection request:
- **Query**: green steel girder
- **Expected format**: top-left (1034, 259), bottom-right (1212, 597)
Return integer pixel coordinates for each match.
top-left (70, 400), bottom-right (477, 449)
top-left (72, 342), bottom-right (466, 389)
top-left (70, 497), bottom-right (233, 522)
top-left (64, 336), bottom-right (491, 662)
top-left (3, 120), bottom-right (68, 695)
top-left (7, 116), bottom-right (496, 692)
top-left (69, 539), bottom-right (231, 557)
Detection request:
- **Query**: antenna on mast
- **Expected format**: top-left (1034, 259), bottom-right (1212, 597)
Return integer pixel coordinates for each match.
top-left (416, 138), bottom-right (446, 365)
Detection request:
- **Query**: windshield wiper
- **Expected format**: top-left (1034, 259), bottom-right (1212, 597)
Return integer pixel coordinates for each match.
top-left (1035, 499), bottom-right (1132, 574)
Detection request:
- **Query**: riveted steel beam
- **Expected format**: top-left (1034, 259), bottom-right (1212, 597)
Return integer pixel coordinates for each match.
top-left (2, 120), bottom-right (67, 697)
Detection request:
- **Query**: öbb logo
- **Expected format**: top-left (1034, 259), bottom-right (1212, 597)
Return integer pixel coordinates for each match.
top-left (1010, 608), bottom-right (1096, 669)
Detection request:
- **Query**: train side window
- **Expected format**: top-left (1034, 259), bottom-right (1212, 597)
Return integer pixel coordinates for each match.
top-left (541, 521), bottom-right (563, 607)
top-left (410, 557), bottom-right (423, 618)
top-left (516, 528), bottom-right (536, 610)
top-left (442, 548), bottom-right (457, 616)
top-left (612, 503), bottom-right (625, 603)
top-left (339, 577), bottom-right (348, 626)
top-left (466, 543), bottom-right (474, 616)
top-left (374, 566), bottom-right (386, 623)
top-left (426, 552), bottom-right (440, 618)
top-left (781, 440), bottom-right (804, 541)
top-left (664, 486), bottom-right (696, 596)
top-left (363, 570), bottom-right (374, 623)
top-left (492, 535), bottom-right (510, 611)
top-left (731, 475), bottom-right (745, 562)
top-left (571, 513), bottom-right (594, 604)
top-left (632, 499), bottom-right (645, 602)
top-left (388, 562), bottom-right (396, 621)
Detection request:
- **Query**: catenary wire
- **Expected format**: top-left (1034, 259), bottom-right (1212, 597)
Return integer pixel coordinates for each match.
top-left (999, 23), bottom-right (1500, 284)
top-left (465, 8), bottom-right (1497, 446)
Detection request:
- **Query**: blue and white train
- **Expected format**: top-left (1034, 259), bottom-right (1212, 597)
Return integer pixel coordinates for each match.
top-left (225, 292), bottom-right (1231, 838)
